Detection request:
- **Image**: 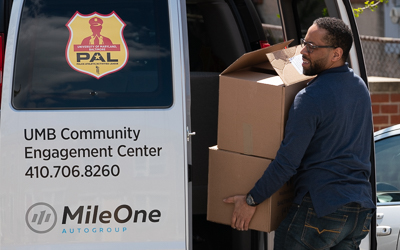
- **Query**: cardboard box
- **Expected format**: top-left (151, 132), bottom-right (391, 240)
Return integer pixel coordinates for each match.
top-left (207, 146), bottom-right (293, 232)
top-left (217, 41), bottom-right (314, 159)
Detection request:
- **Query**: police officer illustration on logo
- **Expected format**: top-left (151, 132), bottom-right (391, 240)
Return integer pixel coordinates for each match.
top-left (66, 11), bottom-right (128, 79)
top-left (81, 17), bottom-right (113, 46)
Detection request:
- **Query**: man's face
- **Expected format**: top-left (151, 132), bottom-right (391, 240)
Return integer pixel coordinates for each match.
top-left (301, 24), bottom-right (334, 76)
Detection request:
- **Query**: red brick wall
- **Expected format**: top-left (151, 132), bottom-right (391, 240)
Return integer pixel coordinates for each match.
top-left (371, 93), bottom-right (400, 131)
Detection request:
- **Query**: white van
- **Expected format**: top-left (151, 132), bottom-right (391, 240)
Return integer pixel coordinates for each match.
top-left (0, 0), bottom-right (376, 249)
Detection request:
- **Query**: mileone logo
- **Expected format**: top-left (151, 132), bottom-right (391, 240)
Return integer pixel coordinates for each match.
top-left (26, 202), bottom-right (161, 234)
top-left (62, 204), bottom-right (161, 224)
top-left (26, 202), bottom-right (57, 234)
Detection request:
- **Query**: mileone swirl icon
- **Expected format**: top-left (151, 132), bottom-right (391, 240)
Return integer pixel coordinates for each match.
top-left (25, 202), bottom-right (57, 233)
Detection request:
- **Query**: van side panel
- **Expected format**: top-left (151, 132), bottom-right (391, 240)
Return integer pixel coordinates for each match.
top-left (0, 0), bottom-right (189, 249)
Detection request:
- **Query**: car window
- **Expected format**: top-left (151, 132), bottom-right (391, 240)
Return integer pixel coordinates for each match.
top-left (12, 0), bottom-right (173, 109)
top-left (375, 134), bottom-right (400, 203)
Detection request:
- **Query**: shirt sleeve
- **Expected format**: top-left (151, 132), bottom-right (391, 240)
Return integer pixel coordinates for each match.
top-left (249, 88), bottom-right (320, 203)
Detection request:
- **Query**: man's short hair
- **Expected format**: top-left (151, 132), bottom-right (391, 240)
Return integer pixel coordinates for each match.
top-left (314, 17), bottom-right (353, 61)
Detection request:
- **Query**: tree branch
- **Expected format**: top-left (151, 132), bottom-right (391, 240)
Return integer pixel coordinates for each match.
top-left (353, 0), bottom-right (389, 17)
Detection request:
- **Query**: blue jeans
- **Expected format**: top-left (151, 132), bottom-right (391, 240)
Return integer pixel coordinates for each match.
top-left (274, 195), bottom-right (374, 250)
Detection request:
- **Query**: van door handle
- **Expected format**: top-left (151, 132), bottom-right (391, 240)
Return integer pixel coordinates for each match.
top-left (187, 127), bottom-right (196, 141)
top-left (377, 226), bottom-right (392, 236)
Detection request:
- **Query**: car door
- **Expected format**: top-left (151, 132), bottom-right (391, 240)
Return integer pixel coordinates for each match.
top-left (277, 1), bottom-right (376, 250)
top-left (374, 125), bottom-right (400, 249)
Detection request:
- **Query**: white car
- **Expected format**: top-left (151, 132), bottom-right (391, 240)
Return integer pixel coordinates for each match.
top-left (374, 124), bottom-right (400, 249)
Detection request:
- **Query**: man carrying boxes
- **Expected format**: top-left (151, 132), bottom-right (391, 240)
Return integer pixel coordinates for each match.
top-left (207, 41), bottom-right (312, 233)
top-left (217, 17), bottom-right (375, 249)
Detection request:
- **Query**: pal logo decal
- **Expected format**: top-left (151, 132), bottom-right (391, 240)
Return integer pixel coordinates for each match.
top-left (66, 11), bottom-right (128, 79)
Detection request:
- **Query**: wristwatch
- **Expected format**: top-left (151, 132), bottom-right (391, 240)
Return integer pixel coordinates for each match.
top-left (246, 193), bottom-right (259, 206)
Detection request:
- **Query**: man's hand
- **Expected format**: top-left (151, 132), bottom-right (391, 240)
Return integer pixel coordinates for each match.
top-left (223, 195), bottom-right (256, 231)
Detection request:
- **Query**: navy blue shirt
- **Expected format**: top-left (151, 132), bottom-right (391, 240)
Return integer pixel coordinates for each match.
top-left (249, 64), bottom-right (375, 217)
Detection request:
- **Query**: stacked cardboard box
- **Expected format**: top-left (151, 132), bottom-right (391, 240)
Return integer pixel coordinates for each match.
top-left (207, 41), bottom-right (314, 232)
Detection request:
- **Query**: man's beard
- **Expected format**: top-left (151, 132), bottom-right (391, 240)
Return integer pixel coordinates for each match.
top-left (303, 56), bottom-right (326, 76)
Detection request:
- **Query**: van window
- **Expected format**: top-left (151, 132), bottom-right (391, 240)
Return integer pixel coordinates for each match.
top-left (295, 0), bottom-right (329, 37)
top-left (12, 0), bottom-right (173, 109)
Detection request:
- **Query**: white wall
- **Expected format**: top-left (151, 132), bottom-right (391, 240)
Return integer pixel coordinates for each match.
top-left (384, 0), bottom-right (400, 38)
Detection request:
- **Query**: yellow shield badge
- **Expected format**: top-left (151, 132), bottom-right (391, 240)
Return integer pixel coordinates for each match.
top-left (66, 11), bottom-right (128, 79)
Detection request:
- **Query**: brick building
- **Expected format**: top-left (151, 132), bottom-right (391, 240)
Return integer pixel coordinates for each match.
top-left (369, 77), bottom-right (400, 131)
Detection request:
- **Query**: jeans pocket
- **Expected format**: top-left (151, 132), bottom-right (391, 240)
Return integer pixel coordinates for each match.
top-left (362, 212), bottom-right (373, 233)
top-left (351, 211), bottom-right (373, 246)
top-left (301, 208), bottom-right (348, 250)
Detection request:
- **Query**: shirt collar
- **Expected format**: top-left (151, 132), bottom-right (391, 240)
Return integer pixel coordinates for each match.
top-left (306, 63), bottom-right (350, 86)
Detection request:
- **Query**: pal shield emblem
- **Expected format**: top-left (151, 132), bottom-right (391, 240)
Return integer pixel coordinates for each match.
top-left (66, 11), bottom-right (128, 79)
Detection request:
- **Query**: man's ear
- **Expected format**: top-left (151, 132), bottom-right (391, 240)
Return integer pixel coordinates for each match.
top-left (331, 47), bottom-right (343, 62)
